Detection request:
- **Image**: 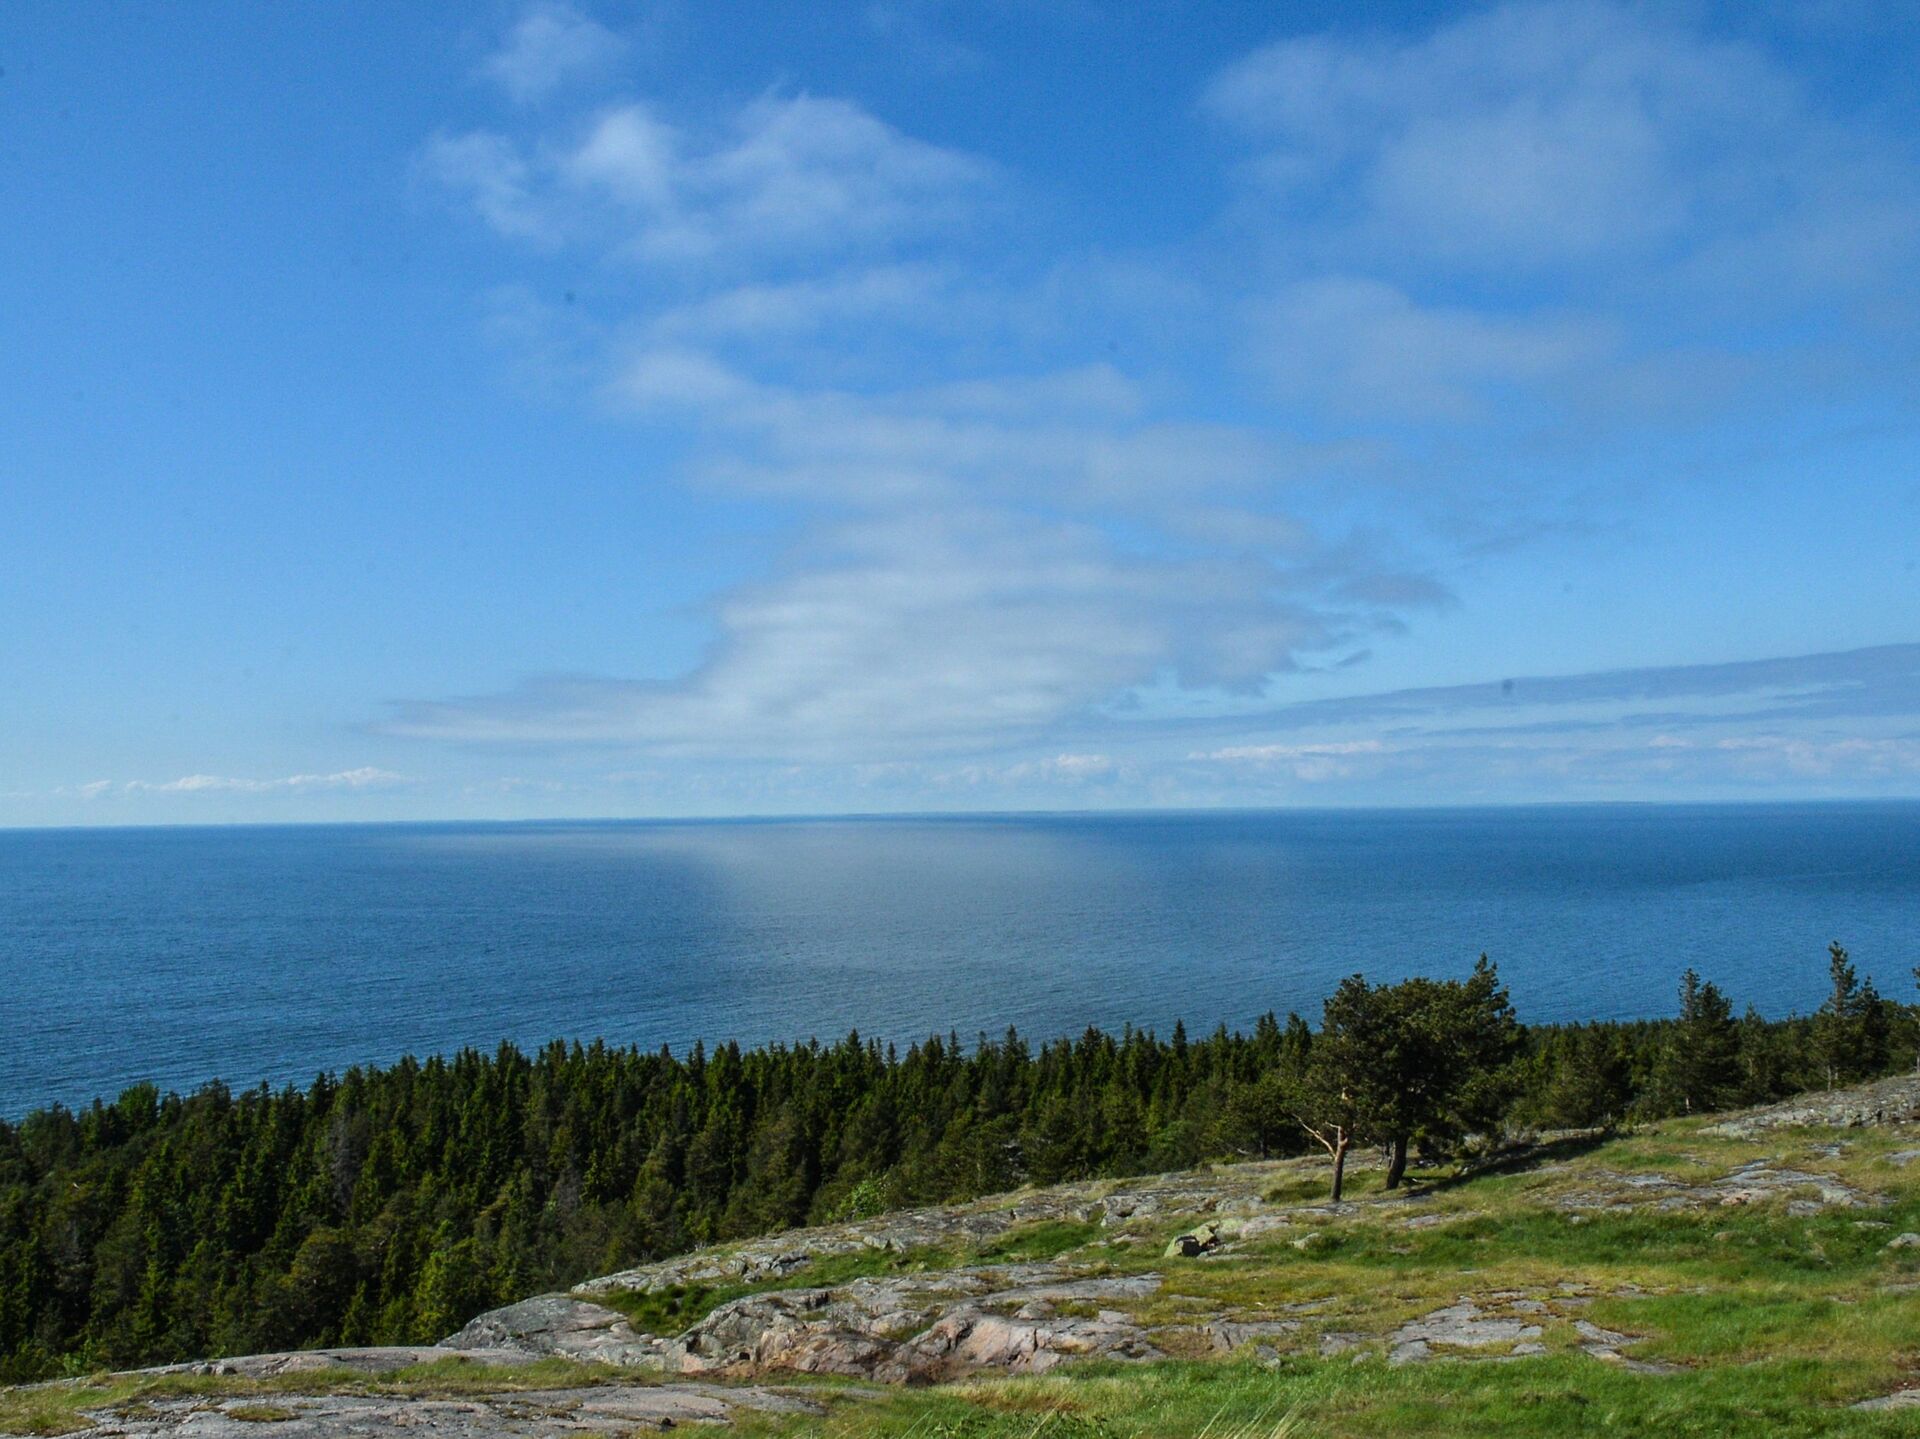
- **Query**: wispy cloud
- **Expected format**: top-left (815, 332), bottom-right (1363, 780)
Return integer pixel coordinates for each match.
top-left (1211, 0), bottom-right (1920, 437)
top-left (426, 92), bottom-right (991, 268)
top-left (384, 506), bottom-right (1433, 760)
top-left (1206, 0), bottom-right (1916, 280)
top-left (110, 768), bottom-right (410, 796)
top-left (381, 4), bottom-right (1920, 810)
top-left (480, 3), bottom-right (624, 105)
top-left (1251, 277), bottom-right (1617, 422)
top-left (1142, 644), bottom-right (1920, 800)
top-left (416, 132), bottom-right (555, 243)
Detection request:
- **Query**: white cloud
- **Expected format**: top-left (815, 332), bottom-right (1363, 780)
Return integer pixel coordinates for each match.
top-left (648, 264), bottom-right (954, 341)
top-left (1188, 739), bottom-right (1387, 782)
top-left (609, 348), bottom-right (1375, 512)
top-left (1046, 752), bottom-right (1114, 777)
top-left (1208, 2), bottom-right (1778, 268)
top-left (1705, 735), bottom-right (1920, 779)
top-left (1191, 740), bottom-right (1384, 762)
top-left (1252, 277), bottom-right (1616, 421)
top-left (413, 340), bottom-right (1438, 762)
top-left (576, 95), bottom-right (990, 262)
top-left (417, 132), bottom-right (556, 243)
top-left (481, 3), bottom-right (624, 104)
top-left (1208, 0), bottom-right (1919, 291)
top-left (394, 2), bottom-right (1920, 801)
top-left (429, 91), bottom-right (991, 268)
top-left (385, 507), bottom-right (1418, 759)
top-left (120, 768), bottom-right (410, 796)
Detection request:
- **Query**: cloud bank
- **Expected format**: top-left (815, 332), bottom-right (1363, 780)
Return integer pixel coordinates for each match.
top-left (381, 2), bottom-right (1920, 811)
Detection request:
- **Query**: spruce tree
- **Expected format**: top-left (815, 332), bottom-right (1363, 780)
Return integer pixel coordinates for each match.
top-left (1653, 969), bottom-right (1740, 1114)
top-left (1813, 941), bottom-right (1881, 1089)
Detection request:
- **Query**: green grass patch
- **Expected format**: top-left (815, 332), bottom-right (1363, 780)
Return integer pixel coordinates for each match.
top-left (974, 1221), bottom-right (1103, 1264)
top-left (737, 1354), bottom-right (1920, 1439)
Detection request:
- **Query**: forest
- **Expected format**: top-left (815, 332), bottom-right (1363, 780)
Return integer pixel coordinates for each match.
top-left (0, 944), bottom-right (1911, 1382)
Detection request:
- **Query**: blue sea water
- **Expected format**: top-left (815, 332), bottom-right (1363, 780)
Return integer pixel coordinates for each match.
top-left (0, 804), bottom-right (1916, 1119)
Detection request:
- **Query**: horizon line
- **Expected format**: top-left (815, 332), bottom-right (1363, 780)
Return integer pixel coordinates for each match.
top-left (5, 792), bottom-right (1919, 836)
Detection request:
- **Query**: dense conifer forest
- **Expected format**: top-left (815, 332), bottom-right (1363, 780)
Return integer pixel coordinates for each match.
top-left (1, 946), bottom-right (1911, 1381)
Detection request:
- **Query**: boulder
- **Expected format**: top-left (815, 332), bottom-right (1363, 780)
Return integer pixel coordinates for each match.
top-left (1164, 1222), bottom-right (1220, 1258)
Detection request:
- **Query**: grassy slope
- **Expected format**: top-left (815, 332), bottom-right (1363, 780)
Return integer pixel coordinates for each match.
top-left (728, 1116), bottom-right (1920, 1437)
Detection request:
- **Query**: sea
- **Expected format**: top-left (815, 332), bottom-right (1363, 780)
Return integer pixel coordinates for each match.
top-left (1, 803), bottom-right (1916, 1119)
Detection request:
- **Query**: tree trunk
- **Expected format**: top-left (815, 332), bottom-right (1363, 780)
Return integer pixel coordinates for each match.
top-left (1384, 1134), bottom-right (1408, 1190)
top-left (1329, 1137), bottom-right (1349, 1203)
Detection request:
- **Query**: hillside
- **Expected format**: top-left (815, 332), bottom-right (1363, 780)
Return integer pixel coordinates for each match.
top-left (9, 1075), bottom-right (1920, 1436)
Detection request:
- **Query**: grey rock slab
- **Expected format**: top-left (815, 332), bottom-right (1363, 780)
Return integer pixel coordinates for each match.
top-left (1574, 1320), bottom-right (1632, 1346)
top-left (1388, 1339), bottom-right (1432, 1366)
top-left (1555, 1164), bottom-right (1874, 1214)
top-left (443, 1295), bottom-right (670, 1368)
top-left (1856, 1389), bottom-right (1920, 1411)
top-left (1707, 1075), bottom-right (1920, 1138)
top-left (81, 1383), bottom-right (824, 1438)
top-left (1585, 1350), bottom-right (1686, 1376)
top-left (139, 1348), bottom-right (547, 1380)
top-left (1206, 1321), bottom-right (1300, 1352)
top-left (1391, 1301), bottom-right (1542, 1354)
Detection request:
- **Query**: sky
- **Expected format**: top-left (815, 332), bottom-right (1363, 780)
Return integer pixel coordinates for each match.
top-left (3, 0), bottom-right (1919, 825)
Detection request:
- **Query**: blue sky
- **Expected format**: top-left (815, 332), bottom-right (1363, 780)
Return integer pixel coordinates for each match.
top-left (4, 0), bottom-right (1918, 824)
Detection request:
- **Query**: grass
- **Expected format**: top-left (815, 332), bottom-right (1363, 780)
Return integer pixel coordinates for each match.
top-left (974, 1220), bottom-right (1103, 1264)
top-left (735, 1356), bottom-right (1920, 1438)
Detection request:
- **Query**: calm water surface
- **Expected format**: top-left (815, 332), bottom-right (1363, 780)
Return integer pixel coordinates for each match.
top-left (1, 804), bottom-right (1915, 1116)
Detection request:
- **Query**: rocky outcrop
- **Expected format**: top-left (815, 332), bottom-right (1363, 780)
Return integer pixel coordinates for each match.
top-left (1707, 1074), bottom-right (1920, 1137)
top-left (575, 1164), bottom-right (1286, 1301)
top-left (1546, 1159), bottom-right (1876, 1215)
top-left (442, 1296), bottom-right (667, 1368)
top-left (560, 1265), bottom-right (1164, 1384)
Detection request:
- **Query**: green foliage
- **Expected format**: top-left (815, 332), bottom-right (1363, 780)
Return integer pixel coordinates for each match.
top-left (1813, 943), bottom-right (1892, 1090)
top-left (0, 943), bottom-right (1908, 1381)
top-left (1650, 969), bottom-right (1742, 1115)
top-left (1289, 957), bottom-right (1520, 1195)
top-left (0, 1026), bottom-right (1296, 1380)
